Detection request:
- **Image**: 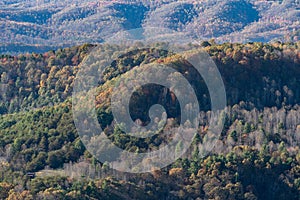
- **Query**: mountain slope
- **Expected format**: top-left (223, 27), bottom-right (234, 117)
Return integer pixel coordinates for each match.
top-left (0, 42), bottom-right (299, 199)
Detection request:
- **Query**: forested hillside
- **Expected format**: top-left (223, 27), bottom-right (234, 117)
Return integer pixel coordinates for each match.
top-left (0, 42), bottom-right (299, 114)
top-left (0, 42), bottom-right (299, 199)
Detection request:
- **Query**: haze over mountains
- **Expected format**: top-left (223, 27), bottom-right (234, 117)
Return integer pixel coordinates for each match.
top-left (0, 0), bottom-right (299, 54)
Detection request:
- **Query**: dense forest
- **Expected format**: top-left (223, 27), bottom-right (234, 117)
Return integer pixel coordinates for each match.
top-left (0, 41), bottom-right (300, 199)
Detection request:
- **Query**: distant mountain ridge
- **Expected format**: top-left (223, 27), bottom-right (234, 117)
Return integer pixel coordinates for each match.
top-left (0, 0), bottom-right (299, 54)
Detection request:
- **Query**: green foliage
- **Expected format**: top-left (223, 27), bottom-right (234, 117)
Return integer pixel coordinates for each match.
top-left (0, 42), bottom-right (299, 199)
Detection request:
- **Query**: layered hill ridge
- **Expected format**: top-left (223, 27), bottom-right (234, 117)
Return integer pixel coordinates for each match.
top-left (0, 0), bottom-right (299, 54)
top-left (0, 42), bottom-right (299, 115)
top-left (0, 42), bottom-right (300, 199)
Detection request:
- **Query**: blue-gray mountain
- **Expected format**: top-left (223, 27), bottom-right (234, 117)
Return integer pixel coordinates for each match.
top-left (0, 0), bottom-right (299, 54)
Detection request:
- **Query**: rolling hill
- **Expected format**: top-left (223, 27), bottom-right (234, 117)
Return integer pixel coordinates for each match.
top-left (0, 42), bottom-right (299, 199)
